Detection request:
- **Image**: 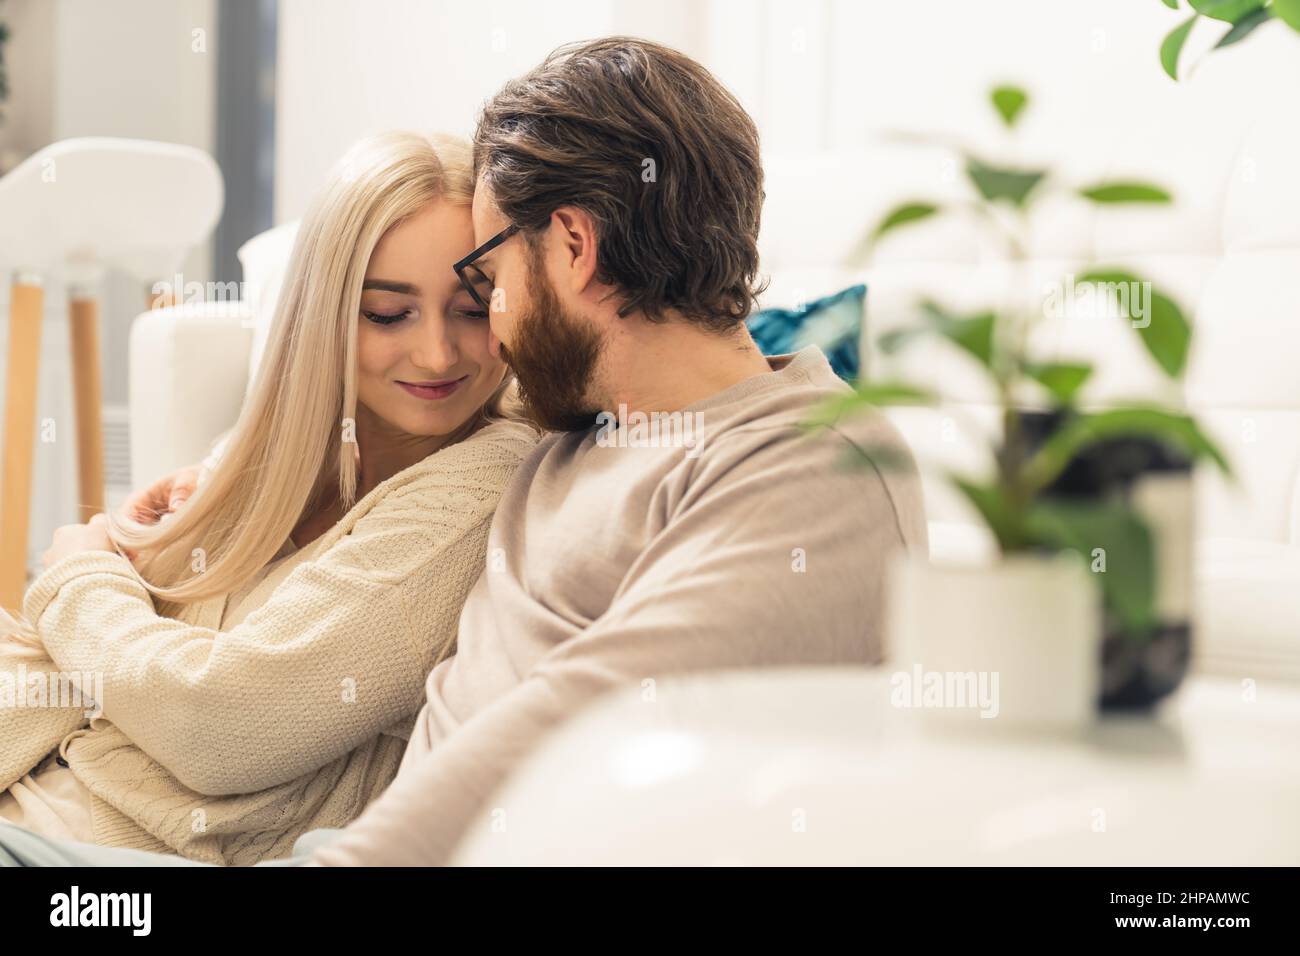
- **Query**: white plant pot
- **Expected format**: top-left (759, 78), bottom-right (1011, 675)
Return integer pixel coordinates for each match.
top-left (886, 552), bottom-right (1102, 733)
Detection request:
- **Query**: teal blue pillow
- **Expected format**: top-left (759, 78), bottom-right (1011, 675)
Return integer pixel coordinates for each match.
top-left (746, 284), bottom-right (865, 382)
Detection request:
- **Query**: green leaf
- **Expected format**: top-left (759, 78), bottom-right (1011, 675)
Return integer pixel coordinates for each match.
top-left (849, 201), bottom-right (942, 264)
top-left (803, 381), bottom-right (936, 429)
top-left (1161, 14), bottom-right (1199, 79)
top-left (1023, 361), bottom-right (1094, 405)
top-left (1189, 0), bottom-right (1263, 22)
top-left (1214, 5), bottom-right (1273, 46)
top-left (1275, 0), bottom-right (1300, 31)
top-left (1075, 270), bottom-right (1191, 378)
top-left (951, 478), bottom-right (1025, 551)
top-left (1078, 181), bottom-right (1173, 203)
top-left (1160, 0), bottom-right (1180, 8)
top-left (878, 304), bottom-right (996, 363)
top-left (1026, 500), bottom-right (1158, 636)
top-left (919, 300), bottom-right (997, 368)
top-left (990, 86), bottom-right (1028, 128)
top-left (1141, 289), bottom-right (1192, 378)
top-left (873, 202), bottom-right (940, 241)
top-left (1024, 406), bottom-right (1233, 493)
top-left (965, 156), bottom-right (1047, 206)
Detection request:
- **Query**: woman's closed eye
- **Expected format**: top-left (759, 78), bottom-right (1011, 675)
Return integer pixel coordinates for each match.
top-left (363, 309), bottom-right (411, 326)
top-left (451, 296), bottom-right (489, 320)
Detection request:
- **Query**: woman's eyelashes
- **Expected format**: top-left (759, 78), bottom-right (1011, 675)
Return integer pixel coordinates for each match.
top-left (362, 300), bottom-right (488, 325)
top-left (363, 309), bottom-right (410, 326)
top-left (451, 298), bottom-right (489, 320)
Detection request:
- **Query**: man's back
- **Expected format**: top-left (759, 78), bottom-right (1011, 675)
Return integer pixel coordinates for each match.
top-left (315, 345), bottom-right (927, 866)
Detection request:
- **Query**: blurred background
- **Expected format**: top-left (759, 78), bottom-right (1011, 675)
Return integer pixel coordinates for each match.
top-left (1, 0), bottom-right (1297, 864)
top-left (0, 0), bottom-right (1296, 623)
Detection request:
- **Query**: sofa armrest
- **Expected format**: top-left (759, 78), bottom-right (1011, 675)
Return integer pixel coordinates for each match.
top-left (128, 301), bottom-right (254, 488)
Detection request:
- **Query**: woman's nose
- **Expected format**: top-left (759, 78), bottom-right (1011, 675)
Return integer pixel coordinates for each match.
top-left (410, 318), bottom-right (461, 371)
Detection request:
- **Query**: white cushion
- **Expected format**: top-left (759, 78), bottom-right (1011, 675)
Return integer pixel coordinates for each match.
top-left (128, 302), bottom-right (254, 486)
top-left (1198, 538), bottom-right (1300, 680)
top-left (235, 220), bottom-right (300, 392)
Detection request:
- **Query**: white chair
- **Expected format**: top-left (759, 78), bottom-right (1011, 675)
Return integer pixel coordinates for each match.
top-left (0, 138), bottom-right (222, 611)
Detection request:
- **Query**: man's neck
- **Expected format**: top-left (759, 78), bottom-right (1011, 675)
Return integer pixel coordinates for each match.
top-left (596, 315), bottom-right (775, 414)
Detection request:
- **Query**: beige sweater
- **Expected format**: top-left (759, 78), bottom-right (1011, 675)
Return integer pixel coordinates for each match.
top-left (314, 347), bottom-right (928, 866)
top-left (1, 419), bottom-right (537, 864)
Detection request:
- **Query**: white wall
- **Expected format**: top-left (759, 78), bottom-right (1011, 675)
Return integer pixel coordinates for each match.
top-left (725, 0), bottom-right (1298, 274)
top-left (273, 0), bottom-right (1296, 261)
top-left (274, 0), bottom-right (702, 222)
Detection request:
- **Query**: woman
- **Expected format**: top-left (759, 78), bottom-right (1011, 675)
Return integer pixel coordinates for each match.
top-left (0, 131), bottom-right (537, 864)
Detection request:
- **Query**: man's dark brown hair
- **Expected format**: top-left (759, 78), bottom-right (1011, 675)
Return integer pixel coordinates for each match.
top-left (473, 36), bottom-right (765, 333)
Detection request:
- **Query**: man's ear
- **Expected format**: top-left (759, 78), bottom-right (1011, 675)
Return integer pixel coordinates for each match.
top-left (550, 207), bottom-right (599, 296)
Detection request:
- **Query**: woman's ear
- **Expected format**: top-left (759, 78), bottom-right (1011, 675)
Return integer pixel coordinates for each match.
top-left (551, 207), bottom-right (599, 295)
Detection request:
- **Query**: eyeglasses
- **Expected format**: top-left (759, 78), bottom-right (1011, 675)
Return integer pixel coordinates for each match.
top-left (453, 224), bottom-right (520, 315)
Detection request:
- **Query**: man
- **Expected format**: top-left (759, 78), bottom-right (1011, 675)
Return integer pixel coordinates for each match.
top-left (0, 36), bottom-right (925, 867)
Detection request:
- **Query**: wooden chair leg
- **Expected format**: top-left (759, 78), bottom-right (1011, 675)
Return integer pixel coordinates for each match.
top-left (69, 290), bottom-right (105, 522)
top-left (0, 276), bottom-right (45, 613)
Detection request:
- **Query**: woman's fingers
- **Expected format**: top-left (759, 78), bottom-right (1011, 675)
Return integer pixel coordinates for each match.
top-left (167, 467), bottom-right (200, 512)
top-left (118, 465), bottom-right (201, 524)
top-left (118, 476), bottom-right (172, 523)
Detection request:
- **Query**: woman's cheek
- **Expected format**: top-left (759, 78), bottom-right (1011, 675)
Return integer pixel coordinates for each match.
top-left (356, 324), bottom-right (396, 380)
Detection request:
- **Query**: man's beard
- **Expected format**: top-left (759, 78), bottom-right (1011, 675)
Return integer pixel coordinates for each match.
top-left (499, 250), bottom-right (605, 432)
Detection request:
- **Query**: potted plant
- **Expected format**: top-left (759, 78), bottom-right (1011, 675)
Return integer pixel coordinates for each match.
top-left (1157, 0), bottom-right (1300, 80)
top-left (807, 86), bottom-right (1232, 728)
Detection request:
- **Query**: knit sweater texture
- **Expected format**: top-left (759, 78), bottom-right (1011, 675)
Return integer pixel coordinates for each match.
top-left (0, 419), bottom-right (537, 864)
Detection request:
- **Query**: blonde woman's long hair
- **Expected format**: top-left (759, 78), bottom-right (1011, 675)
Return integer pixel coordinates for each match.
top-left (0, 133), bottom-right (521, 643)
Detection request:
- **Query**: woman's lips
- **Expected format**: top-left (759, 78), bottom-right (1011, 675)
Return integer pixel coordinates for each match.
top-left (397, 375), bottom-right (468, 401)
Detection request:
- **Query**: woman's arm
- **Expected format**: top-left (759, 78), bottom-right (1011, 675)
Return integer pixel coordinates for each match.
top-left (27, 442), bottom-right (526, 797)
top-left (0, 642), bottom-right (89, 791)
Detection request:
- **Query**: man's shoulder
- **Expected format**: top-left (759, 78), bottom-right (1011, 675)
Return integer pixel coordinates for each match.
top-left (694, 359), bottom-right (912, 470)
top-left (681, 365), bottom-right (927, 551)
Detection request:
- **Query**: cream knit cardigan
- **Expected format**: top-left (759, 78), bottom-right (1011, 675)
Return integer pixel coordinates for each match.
top-left (0, 419), bottom-right (537, 865)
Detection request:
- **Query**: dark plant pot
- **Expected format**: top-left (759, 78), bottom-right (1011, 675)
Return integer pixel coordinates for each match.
top-left (1018, 410), bottom-right (1194, 712)
top-left (1099, 621), bottom-right (1190, 710)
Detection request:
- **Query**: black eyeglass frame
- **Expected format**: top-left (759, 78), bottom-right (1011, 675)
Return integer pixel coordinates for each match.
top-left (453, 224), bottom-right (520, 313)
